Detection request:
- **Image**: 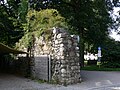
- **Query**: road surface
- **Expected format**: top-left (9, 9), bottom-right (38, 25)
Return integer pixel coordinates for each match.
top-left (0, 71), bottom-right (120, 90)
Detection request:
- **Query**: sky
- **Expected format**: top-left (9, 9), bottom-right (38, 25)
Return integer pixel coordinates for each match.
top-left (110, 31), bottom-right (120, 41)
top-left (109, 7), bottom-right (120, 41)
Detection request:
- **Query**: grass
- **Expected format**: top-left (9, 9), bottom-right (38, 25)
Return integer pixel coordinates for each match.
top-left (33, 78), bottom-right (58, 84)
top-left (82, 60), bottom-right (120, 71)
top-left (81, 65), bottom-right (120, 71)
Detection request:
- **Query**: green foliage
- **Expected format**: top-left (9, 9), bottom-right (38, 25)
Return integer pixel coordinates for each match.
top-left (25, 9), bottom-right (68, 32)
top-left (102, 38), bottom-right (120, 68)
top-left (17, 33), bottom-right (34, 48)
top-left (56, 0), bottom-right (113, 67)
top-left (30, 0), bottom-right (113, 43)
top-left (17, 9), bottom-right (68, 49)
top-left (81, 65), bottom-right (120, 71)
top-left (0, 0), bottom-right (25, 47)
top-left (102, 62), bottom-right (120, 68)
top-left (18, 0), bottom-right (28, 23)
top-left (35, 0), bottom-right (113, 65)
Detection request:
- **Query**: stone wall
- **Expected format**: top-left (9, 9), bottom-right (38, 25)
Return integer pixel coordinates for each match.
top-left (17, 27), bottom-right (81, 85)
top-left (51, 28), bottom-right (81, 85)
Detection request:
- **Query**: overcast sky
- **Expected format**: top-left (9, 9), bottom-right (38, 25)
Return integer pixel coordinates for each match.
top-left (109, 7), bottom-right (120, 41)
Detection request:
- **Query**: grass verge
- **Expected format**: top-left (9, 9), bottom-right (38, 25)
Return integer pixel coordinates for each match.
top-left (81, 65), bottom-right (120, 71)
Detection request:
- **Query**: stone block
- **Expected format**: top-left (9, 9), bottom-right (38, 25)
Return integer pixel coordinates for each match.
top-left (57, 33), bottom-right (66, 38)
top-left (60, 44), bottom-right (64, 47)
top-left (69, 52), bottom-right (75, 56)
top-left (68, 40), bottom-right (72, 44)
top-left (60, 47), bottom-right (65, 52)
top-left (73, 42), bottom-right (78, 46)
top-left (61, 60), bottom-right (66, 64)
top-left (67, 44), bottom-right (72, 48)
top-left (55, 40), bottom-right (59, 44)
top-left (61, 68), bottom-right (67, 74)
top-left (76, 53), bottom-right (80, 57)
top-left (53, 27), bottom-right (59, 34)
top-left (60, 56), bottom-right (65, 59)
top-left (75, 47), bottom-right (79, 50)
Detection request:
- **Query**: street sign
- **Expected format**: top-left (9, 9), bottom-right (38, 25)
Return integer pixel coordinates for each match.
top-left (98, 47), bottom-right (101, 50)
top-left (98, 47), bottom-right (101, 57)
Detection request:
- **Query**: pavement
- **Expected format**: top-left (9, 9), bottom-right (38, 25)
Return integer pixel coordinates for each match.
top-left (0, 70), bottom-right (120, 90)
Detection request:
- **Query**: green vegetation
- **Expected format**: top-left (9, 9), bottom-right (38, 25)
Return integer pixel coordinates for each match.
top-left (16, 9), bottom-right (68, 50)
top-left (29, 0), bottom-right (115, 67)
top-left (0, 0), bottom-right (120, 69)
top-left (102, 38), bottom-right (120, 68)
top-left (0, 0), bottom-right (25, 46)
top-left (81, 65), bottom-right (120, 71)
top-left (83, 59), bottom-right (120, 71)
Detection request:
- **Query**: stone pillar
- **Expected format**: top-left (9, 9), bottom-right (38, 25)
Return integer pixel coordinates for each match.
top-left (52, 28), bottom-right (81, 85)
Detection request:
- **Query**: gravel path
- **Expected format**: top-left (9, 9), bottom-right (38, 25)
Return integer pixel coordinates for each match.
top-left (1, 71), bottom-right (120, 90)
top-left (0, 73), bottom-right (56, 90)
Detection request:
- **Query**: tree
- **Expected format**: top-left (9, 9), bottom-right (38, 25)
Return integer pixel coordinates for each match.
top-left (0, 0), bottom-right (26, 47)
top-left (16, 9), bottom-right (68, 52)
top-left (18, 0), bottom-right (28, 23)
top-left (0, 0), bottom-right (115, 67)
top-left (102, 37), bottom-right (120, 68)
top-left (0, 0), bottom-right (16, 46)
top-left (29, 0), bottom-right (113, 67)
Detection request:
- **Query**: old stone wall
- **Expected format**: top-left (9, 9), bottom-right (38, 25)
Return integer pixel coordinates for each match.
top-left (17, 27), bottom-right (81, 85)
top-left (51, 28), bottom-right (81, 85)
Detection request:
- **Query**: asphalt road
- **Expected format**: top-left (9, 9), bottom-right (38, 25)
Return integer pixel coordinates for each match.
top-left (0, 70), bottom-right (120, 90)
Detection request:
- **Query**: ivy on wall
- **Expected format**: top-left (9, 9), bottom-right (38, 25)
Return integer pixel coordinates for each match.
top-left (16, 9), bottom-right (68, 52)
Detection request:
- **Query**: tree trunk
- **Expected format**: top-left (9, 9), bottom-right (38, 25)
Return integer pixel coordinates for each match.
top-left (79, 36), bottom-right (84, 67)
top-left (79, 29), bottom-right (84, 68)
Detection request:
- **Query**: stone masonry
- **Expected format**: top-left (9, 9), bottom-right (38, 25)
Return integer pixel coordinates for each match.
top-left (51, 28), bottom-right (81, 85)
top-left (17, 27), bottom-right (81, 85)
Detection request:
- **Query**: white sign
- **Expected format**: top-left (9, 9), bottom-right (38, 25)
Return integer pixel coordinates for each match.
top-left (98, 47), bottom-right (101, 50)
top-left (98, 47), bottom-right (101, 57)
top-left (98, 50), bottom-right (101, 57)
